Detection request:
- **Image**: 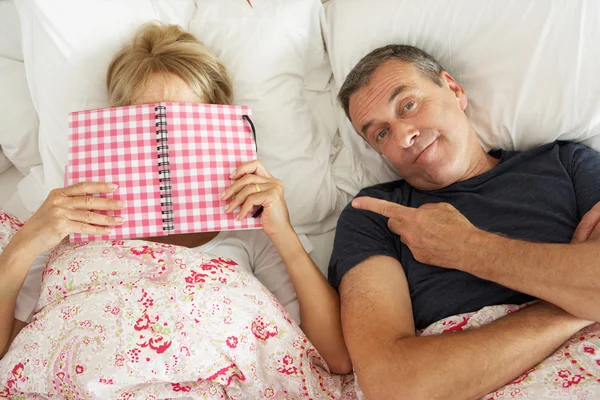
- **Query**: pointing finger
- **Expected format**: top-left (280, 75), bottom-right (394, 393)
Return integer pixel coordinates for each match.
top-left (352, 196), bottom-right (413, 219)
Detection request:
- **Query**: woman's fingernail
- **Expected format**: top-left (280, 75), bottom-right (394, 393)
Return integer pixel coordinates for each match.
top-left (105, 227), bottom-right (113, 234)
top-left (117, 200), bottom-right (126, 208)
top-left (108, 183), bottom-right (118, 190)
top-left (223, 204), bottom-right (230, 212)
top-left (114, 217), bottom-right (124, 224)
top-left (220, 191), bottom-right (227, 200)
top-left (230, 170), bottom-right (236, 178)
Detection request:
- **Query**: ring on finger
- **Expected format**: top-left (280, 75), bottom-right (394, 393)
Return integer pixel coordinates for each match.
top-left (255, 183), bottom-right (261, 193)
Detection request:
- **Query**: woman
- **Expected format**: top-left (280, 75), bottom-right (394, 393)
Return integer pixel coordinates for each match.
top-left (0, 23), bottom-right (351, 385)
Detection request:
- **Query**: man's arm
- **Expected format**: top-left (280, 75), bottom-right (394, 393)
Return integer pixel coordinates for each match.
top-left (352, 198), bottom-right (600, 322)
top-left (465, 229), bottom-right (600, 322)
top-left (341, 256), bottom-right (591, 400)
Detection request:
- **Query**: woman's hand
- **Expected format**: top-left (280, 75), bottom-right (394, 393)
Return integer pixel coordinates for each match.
top-left (14, 182), bottom-right (126, 254)
top-left (221, 160), bottom-right (292, 237)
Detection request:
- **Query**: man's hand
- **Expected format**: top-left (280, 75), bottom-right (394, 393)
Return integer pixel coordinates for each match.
top-left (352, 197), bottom-right (481, 268)
top-left (571, 202), bottom-right (600, 243)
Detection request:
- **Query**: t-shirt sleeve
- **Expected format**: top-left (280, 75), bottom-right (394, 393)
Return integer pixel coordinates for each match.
top-left (561, 142), bottom-right (600, 218)
top-left (328, 188), bottom-right (402, 289)
top-left (14, 250), bottom-right (49, 323)
top-left (250, 231), bottom-right (301, 325)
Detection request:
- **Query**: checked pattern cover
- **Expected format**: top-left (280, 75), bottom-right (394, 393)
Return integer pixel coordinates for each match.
top-left (66, 102), bottom-right (261, 242)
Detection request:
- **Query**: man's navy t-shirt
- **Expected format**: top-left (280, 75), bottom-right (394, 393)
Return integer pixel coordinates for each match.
top-left (329, 142), bottom-right (600, 330)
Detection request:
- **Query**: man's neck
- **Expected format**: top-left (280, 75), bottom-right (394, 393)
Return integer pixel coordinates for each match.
top-left (460, 148), bottom-right (500, 182)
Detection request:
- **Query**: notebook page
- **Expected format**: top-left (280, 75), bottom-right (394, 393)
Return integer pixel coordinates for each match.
top-left (67, 104), bottom-right (165, 241)
top-left (164, 102), bottom-right (262, 234)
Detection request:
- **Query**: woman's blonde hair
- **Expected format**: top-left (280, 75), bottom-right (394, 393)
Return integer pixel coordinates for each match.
top-left (107, 23), bottom-right (233, 107)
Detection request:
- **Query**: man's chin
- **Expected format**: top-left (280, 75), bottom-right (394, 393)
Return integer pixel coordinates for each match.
top-left (407, 170), bottom-right (457, 191)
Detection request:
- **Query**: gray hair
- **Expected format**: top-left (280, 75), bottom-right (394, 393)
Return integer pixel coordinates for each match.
top-left (338, 45), bottom-right (445, 121)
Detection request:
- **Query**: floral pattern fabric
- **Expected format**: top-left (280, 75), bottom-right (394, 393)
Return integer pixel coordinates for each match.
top-left (0, 210), bottom-right (354, 399)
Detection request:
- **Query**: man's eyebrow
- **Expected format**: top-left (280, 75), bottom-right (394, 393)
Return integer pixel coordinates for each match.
top-left (388, 85), bottom-right (408, 104)
top-left (360, 120), bottom-right (374, 137)
top-left (359, 85), bottom-right (409, 136)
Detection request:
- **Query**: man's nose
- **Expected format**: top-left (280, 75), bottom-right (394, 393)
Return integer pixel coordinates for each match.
top-left (392, 122), bottom-right (420, 149)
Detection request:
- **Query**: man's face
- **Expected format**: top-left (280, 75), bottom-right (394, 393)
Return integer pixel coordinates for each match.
top-left (348, 60), bottom-right (474, 190)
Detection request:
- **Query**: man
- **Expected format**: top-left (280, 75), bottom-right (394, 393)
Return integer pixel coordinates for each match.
top-left (329, 44), bottom-right (600, 399)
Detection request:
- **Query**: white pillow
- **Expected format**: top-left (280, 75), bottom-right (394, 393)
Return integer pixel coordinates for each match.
top-left (14, 0), bottom-right (197, 215)
top-left (0, 1), bottom-right (41, 175)
top-left (325, 0), bottom-right (600, 193)
top-left (190, 0), bottom-right (339, 233)
top-left (15, 0), bottom-right (339, 234)
top-left (0, 0), bottom-right (23, 60)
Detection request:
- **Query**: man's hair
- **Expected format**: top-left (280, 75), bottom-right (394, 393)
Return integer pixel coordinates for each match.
top-left (107, 23), bottom-right (233, 107)
top-left (338, 45), bottom-right (445, 121)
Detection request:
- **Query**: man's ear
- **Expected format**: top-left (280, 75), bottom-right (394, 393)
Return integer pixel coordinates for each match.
top-left (441, 71), bottom-right (468, 111)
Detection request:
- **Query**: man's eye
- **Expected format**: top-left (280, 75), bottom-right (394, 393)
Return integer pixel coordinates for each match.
top-left (377, 130), bottom-right (388, 140)
top-left (404, 101), bottom-right (414, 111)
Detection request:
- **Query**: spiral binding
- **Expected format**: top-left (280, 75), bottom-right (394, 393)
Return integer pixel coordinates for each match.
top-left (155, 105), bottom-right (174, 232)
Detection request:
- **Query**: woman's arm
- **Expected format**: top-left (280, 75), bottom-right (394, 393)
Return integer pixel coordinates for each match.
top-left (223, 160), bottom-right (352, 374)
top-left (0, 236), bottom-right (38, 358)
top-left (268, 228), bottom-right (352, 374)
top-left (0, 182), bottom-right (126, 357)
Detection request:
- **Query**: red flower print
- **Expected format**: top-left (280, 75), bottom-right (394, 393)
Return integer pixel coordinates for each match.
top-left (584, 346), bottom-right (596, 355)
top-left (442, 316), bottom-right (470, 333)
top-left (183, 285), bottom-right (195, 295)
top-left (134, 314), bottom-right (151, 331)
top-left (277, 354), bottom-right (298, 375)
top-left (558, 369), bottom-right (571, 379)
top-left (67, 261), bottom-right (80, 272)
top-left (127, 348), bottom-right (141, 363)
top-left (131, 246), bottom-right (154, 257)
top-left (99, 378), bottom-right (114, 384)
top-left (75, 365), bottom-right (84, 375)
top-left (251, 317), bottom-right (279, 341)
top-left (226, 336), bottom-right (238, 349)
top-left (11, 363), bottom-right (24, 376)
top-left (171, 383), bottom-right (192, 392)
top-left (148, 334), bottom-right (172, 354)
top-left (511, 368), bottom-right (535, 384)
top-left (115, 354), bottom-right (125, 367)
top-left (212, 257), bottom-right (238, 266)
top-left (206, 363), bottom-right (246, 385)
top-left (185, 270), bottom-right (208, 284)
top-left (572, 375), bottom-right (584, 384)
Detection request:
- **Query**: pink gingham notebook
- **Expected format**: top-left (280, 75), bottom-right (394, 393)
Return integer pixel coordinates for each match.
top-left (66, 102), bottom-right (262, 242)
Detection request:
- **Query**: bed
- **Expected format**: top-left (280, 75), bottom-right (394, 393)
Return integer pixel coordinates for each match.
top-left (2, 0), bottom-right (600, 398)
